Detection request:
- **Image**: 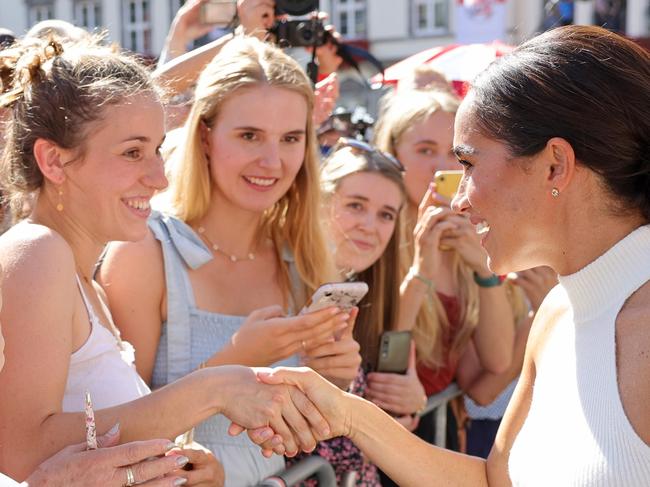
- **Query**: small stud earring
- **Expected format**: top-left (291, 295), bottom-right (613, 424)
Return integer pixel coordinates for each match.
top-left (56, 188), bottom-right (64, 212)
top-left (551, 188), bottom-right (560, 198)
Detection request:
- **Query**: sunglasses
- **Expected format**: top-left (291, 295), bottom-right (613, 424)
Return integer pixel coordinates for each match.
top-left (332, 137), bottom-right (406, 173)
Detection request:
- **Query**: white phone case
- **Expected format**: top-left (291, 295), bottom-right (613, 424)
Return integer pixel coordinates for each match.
top-left (301, 282), bottom-right (369, 314)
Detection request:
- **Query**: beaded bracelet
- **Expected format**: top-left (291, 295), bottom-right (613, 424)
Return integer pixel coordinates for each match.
top-left (407, 267), bottom-right (435, 293)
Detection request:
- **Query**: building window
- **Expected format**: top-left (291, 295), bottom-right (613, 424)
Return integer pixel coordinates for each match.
top-left (28, 2), bottom-right (55, 25)
top-left (75, 1), bottom-right (102, 30)
top-left (122, 0), bottom-right (152, 54)
top-left (411, 0), bottom-right (450, 36)
top-left (332, 0), bottom-right (367, 39)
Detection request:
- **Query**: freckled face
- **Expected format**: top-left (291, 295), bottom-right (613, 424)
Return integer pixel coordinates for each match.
top-left (395, 110), bottom-right (458, 205)
top-left (451, 100), bottom-right (549, 274)
top-left (329, 172), bottom-right (403, 273)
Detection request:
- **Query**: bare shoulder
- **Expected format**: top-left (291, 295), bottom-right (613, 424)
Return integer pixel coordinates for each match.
top-left (616, 278), bottom-right (650, 444)
top-left (98, 227), bottom-right (164, 289)
top-left (97, 227), bottom-right (166, 317)
top-left (0, 222), bottom-right (75, 286)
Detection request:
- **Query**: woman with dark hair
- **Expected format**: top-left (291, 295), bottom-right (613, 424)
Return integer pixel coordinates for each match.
top-left (253, 25), bottom-right (650, 486)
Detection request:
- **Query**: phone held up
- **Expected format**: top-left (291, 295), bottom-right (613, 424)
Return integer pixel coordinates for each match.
top-left (200, 0), bottom-right (237, 26)
top-left (301, 282), bottom-right (369, 315)
top-left (433, 169), bottom-right (463, 201)
top-left (376, 331), bottom-right (411, 374)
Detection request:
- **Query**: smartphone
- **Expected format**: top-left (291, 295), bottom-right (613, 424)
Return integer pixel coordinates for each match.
top-left (300, 282), bottom-right (369, 315)
top-left (200, 0), bottom-right (237, 25)
top-left (376, 331), bottom-right (411, 374)
top-left (433, 170), bottom-right (463, 200)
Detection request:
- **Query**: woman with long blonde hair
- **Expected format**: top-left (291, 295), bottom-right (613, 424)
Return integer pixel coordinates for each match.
top-left (373, 88), bottom-right (515, 453)
top-left (99, 37), bottom-right (360, 486)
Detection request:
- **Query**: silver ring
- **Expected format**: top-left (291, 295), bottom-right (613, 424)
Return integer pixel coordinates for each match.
top-left (125, 466), bottom-right (136, 486)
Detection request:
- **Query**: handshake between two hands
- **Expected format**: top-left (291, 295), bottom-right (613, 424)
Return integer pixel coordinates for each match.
top-left (226, 366), bottom-right (349, 458)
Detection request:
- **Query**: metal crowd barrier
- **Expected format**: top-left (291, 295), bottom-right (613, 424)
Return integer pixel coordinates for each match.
top-left (257, 456), bottom-right (337, 487)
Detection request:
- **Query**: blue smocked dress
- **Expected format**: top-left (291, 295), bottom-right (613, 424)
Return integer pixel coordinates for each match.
top-left (148, 211), bottom-right (300, 487)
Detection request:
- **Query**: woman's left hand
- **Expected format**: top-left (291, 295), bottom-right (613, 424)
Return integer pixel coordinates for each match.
top-left (366, 341), bottom-right (427, 416)
top-left (301, 307), bottom-right (362, 390)
top-left (438, 214), bottom-right (491, 275)
top-left (175, 442), bottom-right (225, 487)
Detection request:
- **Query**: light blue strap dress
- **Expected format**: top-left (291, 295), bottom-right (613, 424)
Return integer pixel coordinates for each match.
top-left (148, 211), bottom-right (300, 487)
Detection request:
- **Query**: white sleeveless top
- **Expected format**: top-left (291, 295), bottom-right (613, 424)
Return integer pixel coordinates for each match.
top-left (62, 277), bottom-right (150, 412)
top-left (508, 225), bottom-right (650, 486)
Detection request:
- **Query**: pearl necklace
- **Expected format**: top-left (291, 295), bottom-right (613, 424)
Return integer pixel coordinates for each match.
top-left (196, 226), bottom-right (256, 262)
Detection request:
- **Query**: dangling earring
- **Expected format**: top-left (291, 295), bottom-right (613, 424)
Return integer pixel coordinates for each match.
top-left (56, 187), bottom-right (64, 212)
top-left (551, 188), bottom-right (560, 198)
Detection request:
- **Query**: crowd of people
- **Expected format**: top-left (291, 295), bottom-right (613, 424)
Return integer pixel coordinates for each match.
top-left (0, 1), bottom-right (648, 486)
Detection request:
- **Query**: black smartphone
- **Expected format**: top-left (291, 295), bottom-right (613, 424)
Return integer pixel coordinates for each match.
top-left (376, 331), bottom-right (411, 374)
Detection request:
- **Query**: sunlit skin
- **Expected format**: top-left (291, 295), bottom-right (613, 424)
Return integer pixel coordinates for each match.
top-left (201, 85), bottom-right (308, 216)
top-left (394, 110), bottom-right (458, 206)
top-left (451, 98), bottom-right (554, 275)
top-left (328, 172), bottom-right (403, 274)
top-left (51, 95), bottom-right (168, 244)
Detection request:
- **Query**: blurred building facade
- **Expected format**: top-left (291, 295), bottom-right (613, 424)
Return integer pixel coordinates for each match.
top-left (0, 1), bottom-right (648, 59)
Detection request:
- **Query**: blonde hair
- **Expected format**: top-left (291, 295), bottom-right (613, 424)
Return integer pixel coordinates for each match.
top-left (164, 36), bottom-right (334, 306)
top-left (373, 89), bottom-right (477, 368)
top-left (321, 146), bottom-right (406, 367)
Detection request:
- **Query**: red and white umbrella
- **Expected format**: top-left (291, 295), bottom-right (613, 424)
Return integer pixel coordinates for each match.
top-left (372, 41), bottom-right (514, 97)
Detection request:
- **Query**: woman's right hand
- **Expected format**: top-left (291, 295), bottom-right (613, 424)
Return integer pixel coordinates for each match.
top-left (218, 366), bottom-right (331, 456)
top-left (227, 305), bottom-right (350, 366)
top-left (250, 367), bottom-right (351, 455)
top-left (412, 185), bottom-right (459, 280)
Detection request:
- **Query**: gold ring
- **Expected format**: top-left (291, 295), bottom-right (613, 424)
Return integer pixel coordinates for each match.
top-left (125, 466), bottom-right (136, 486)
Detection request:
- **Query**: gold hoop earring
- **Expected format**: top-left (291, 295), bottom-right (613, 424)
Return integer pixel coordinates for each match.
top-left (56, 188), bottom-right (64, 212)
top-left (551, 188), bottom-right (560, 198)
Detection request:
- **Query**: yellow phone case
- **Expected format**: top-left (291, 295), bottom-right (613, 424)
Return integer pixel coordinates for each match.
top-left (434, 170), bottom-right (463, 200)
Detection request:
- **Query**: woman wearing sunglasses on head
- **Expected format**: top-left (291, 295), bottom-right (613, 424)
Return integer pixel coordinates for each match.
top-left (284, 138), bottom-right (427, 485)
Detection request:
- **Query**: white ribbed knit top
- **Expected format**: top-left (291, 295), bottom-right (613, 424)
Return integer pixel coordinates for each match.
top-left (508, 225), bottom-right (650, 486)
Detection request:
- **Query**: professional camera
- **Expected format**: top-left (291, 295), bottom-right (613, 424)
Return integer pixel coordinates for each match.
top-left (270, 0), bottom-right (325, 48)
top-left (270, 18), bottom-right (327, 48)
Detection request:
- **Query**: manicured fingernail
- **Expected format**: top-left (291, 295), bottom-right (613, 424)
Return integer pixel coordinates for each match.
top-left (271, 436), bottom-right (283, 446)
top-left (321, 426), bottom-right (331, 437)
top-left (259, 428), bottom-right (273, 440)
top-left (106, 422), bottom-right (120, 436)
top-left (176, 456), bottom-right (189, 467)
top-left (165, 442), bottom-right (177, 452)
top-left (174, 479), bottom-right (188, 486)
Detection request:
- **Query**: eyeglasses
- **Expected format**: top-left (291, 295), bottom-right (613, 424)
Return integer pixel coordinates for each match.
top-left (332, 137), bottom-right (406, 173)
